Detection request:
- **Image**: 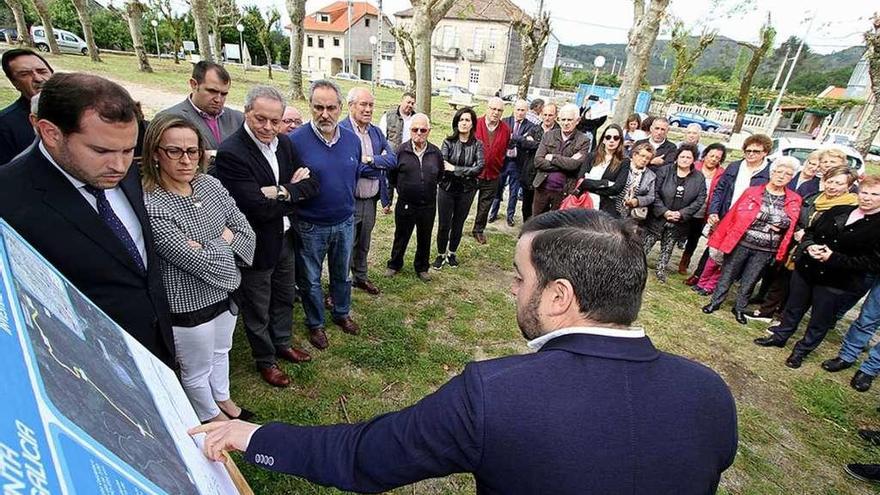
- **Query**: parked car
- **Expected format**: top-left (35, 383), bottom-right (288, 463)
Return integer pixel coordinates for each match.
top-left (867, 145), bottom-right (880, 162)
top-left (439, 85), bottom-right (471, 96)
top-left (380, 78), bottom-right (407, 89)
top-left (823, 133), bottom-right (855, 147)
top-left (667, 112), bottom-right (722, 132)
top-left (331, 72), bottom-right (363, 81)
top-left (31, 26), bottom-right (88, 55)
top-left (0, 28), bottom-right (18, 42)
top-left (769, 137), bottom-right (866, 178)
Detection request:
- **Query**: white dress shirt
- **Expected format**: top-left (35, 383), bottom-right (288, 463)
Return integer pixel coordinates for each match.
top-left (40, 142), bottom-right (147, 267)
top-left (527, 325), bottom-right (646, 351)
top-left (244, 123), bottom-right (289, 232)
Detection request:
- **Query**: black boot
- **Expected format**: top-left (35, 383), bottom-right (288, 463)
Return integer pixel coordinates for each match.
top-left (731, 307), bottom-right (748, 325)
top-left (701, 303), bottom-right (719, 314)
top-left (858, 429), bottom-right (880, 446)
top-left (785, 350), bottom-right (808, 369)
top-left (851, 371), bottom-right (876, 392)
top-left (754, 334), bottom-right (787, 348)
top-left (821, 357), bottom-right (854, 373)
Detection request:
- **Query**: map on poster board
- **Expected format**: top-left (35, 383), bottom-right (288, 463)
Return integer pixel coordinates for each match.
top-left (0, 219), bottom-right (239, 495)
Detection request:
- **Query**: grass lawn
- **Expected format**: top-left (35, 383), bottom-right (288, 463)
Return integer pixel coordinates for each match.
top-left (3, 48), bottom-right (880, 494)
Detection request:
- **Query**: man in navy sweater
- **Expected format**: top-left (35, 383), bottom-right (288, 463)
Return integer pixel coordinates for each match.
top-left (191, 209), bottom-right (738, 494)
top-left (287, 80), bottom-right (385, 350)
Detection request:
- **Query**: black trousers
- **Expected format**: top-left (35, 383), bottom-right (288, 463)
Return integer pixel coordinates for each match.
top-left (709, 244), bottom-right (774, 312)
top-left (757, 264), bottom-right (792, 316)
top-left (437, 188), bottom-right (476, 254)
top-left (387, 201), bottom-right (435, 273)
top-left (772, 270), bottom-right (867, 354)
top-left (472, 178), bottom-right (499, 235)
top-left (521, 186), bottom-right (534, 221)
top-left (683, 218), bottom-right (706, 258)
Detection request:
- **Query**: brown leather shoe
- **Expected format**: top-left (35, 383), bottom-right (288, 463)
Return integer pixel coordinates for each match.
top-left (277, 347), bottom-right (312, 363)
top-left (473, 232), bottom-right (487, 245)
top-left (259, 364), bottom-right (290, 388)
top-left (353, 279), bottom-right (381, 295)
top-left (333, 316), bottom-right (360, 335)
top-left (324, 294), bottom-right (333, 310)
top-left (309, 328), bottom-right (329, 350)
top-left (417, 271), bottom-right (432, 282)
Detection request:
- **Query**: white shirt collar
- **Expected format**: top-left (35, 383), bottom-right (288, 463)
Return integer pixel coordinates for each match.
top-left (350, 116), bottom-right (370, 134)
top-left (310, 120), bottom-right (340, 147)
top-left (244, 122), bottom-right (278, 153)
top-left (40, 141), bottom-right (86, 190)
top-left (527, 325), bottom-right (646, 351)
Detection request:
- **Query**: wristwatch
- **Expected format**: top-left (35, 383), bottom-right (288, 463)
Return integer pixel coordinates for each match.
top-left (276, 185), bottom-right (289, 200)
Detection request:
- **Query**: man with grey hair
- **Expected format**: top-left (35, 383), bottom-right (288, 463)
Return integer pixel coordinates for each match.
top-left (216, 84), bottom-right (320, 388)
top-left (532, 103), bottom-right (589, 215)
top-left (288, 80), bottom-right (387, 350)
top-left (490, 98), bottom-right (535, 226)
top-left (339, 87), bottom-right (398, 296)
top-left (472, 96), bottom-right (510, 244)
top-left (679, 123), bottom-right (705, 157)
top-left (386, 113), bottom-right (441, 281)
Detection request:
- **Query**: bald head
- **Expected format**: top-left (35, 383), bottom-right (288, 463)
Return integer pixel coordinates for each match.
top-left (347, 86), bottom-right (374, 127)
top-left (559, 104), bottom-right (579, 133)
top-left (486, 97), bottom-right (504, 125)
top-left (282, 106), bottom-right (303, 133)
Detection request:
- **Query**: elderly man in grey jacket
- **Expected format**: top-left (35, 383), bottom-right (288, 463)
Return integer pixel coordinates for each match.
top-left (532, 103), bottom-right (590, 215)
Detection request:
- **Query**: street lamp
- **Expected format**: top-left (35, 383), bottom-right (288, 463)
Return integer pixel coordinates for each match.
top-left (150, 19), bottom-right (159, 58)
top-left (236, 23), bottom-right (245, 65)
top-left (590, 55), bottom-right (606, 96)
top-left (369, 35), bottom-right (377, 88)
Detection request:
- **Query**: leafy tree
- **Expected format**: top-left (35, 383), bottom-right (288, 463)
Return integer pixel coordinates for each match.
top-left (242, 5), bottom-right (279, 78)
top-left (285, 0), bottom-right (305, 100)
top-left (664, 21), bottom-right (716, 103)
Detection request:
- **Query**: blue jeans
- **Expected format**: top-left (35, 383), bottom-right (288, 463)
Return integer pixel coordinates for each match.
top-left (293, 216), bottom-right (354, 330)
top-left (838, 277), bottom-right (880, 375)
top-left (489, 160), bottom-right (520, 221)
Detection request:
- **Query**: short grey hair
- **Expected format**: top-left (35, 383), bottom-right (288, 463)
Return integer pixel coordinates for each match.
top-left (244, 85), bottom-right (286, 112)
top-left (514, 99), bottom-right (529, 109)
top-left (309, 79), bottom-right (343, 105)
top-left (686, 123), bottom-right (702, 132)
top-left (487, 96), bottom-right (504, 108)
top-left (346, 86), bottom-right (373, 105)
top-left (771, 155), bottom-right (800, 173)
top-left (559, 103), bottom-right (580, 119)
top-left (410, 112), bottom-right (431, 128)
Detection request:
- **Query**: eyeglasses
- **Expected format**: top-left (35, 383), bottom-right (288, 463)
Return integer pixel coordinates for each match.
top-left (411, 128), bottom-right (429, 134)
top-left (604, 135), bottom-right (621, 141)
top-left (158, 146), bottom-right (202, 160)
top-left (282, 118), bottom-right (302, 125)
top-left (744, 149), bottom-right (765, 154)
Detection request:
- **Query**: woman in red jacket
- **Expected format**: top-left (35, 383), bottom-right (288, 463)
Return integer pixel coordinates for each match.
top-left (701, 157), bottom-right (802, 324)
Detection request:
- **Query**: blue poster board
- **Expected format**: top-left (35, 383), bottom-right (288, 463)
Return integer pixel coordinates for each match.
top-left (0, 220), bottom-right (237, 494)
top-left (576, 84), bottom-right (653, 114)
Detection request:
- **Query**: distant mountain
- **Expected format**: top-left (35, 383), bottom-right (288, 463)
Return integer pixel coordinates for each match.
top-left (558, 36), bottom-right (866, 93)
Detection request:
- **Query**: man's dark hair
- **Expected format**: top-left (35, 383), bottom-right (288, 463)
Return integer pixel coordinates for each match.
top-left (191, 61), bottom-right (231, 84)
top-left (529, 98), bottom-right (544, 111)
top-left (37, 73), bottom-right (137, 135)
top-left (2, 48), bottom-right (54, 80)
top-left (520, 210), bottom-right (647, 325)
top-left (402, 91), bottom-right (415, 100)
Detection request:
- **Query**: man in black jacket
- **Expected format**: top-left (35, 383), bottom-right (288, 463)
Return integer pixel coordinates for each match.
top-left (0, 73), bottom-right (174, 365)
top-left (0, 49), bottom-right (53, 165)
top-left (489, 99), bottom-right (535, 226)
top-left (634, 117), bottom-right (677, 170)
top-left (520, 103), bottom-right (558, 221)
top-left (385, 113), bottom-right (442, 281)
top-left (215, 85), bottom-right (320, 388)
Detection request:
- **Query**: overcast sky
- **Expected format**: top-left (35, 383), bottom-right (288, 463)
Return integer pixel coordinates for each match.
top-left (239, 0), bottom-right (874, 54)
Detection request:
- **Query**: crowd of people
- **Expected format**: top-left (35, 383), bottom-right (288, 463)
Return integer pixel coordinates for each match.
top-left (3, 46), bottom-right (880, 487)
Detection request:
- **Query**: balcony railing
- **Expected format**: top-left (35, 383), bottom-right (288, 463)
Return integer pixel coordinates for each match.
top-left (432, 45), bottom-right (459, 59)
top-left (465, 49), bottom-right (486, 62)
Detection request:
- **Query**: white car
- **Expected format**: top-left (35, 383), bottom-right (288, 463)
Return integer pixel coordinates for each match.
top-left (331, 72), bottom-right (362, 82)
top-left (31, 26), bottom-right (89, 56)
top-left (768, 137), bottom-right (866, 178)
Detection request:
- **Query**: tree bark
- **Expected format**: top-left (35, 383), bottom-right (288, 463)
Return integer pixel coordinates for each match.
top-left (513, 13), bottom-right (551, 100)
top-left (70, 0), bottom-right (102, 61)
top-left (31, 0), bottom-right (60, 53)
top-left (854, 14), bottom-right (880, 157)
top-left (410, 0), bottom-right (455, 115)
top-left (390, 26), bottom-right (416, 91)
top-left (286, 0), bottom-right (306, 100)
top-left (190, 0), bottom-right (214, 61)
top-left (733, 22), bottom-right (774, 134)
top-left (124, 1), bottom-right (154, 73)
top-left (664, 24), bottom-right (715, 103)
top-left (6, 0), bottom-right (33, 47)
top-left (612, 0), bottom-right (670, 125)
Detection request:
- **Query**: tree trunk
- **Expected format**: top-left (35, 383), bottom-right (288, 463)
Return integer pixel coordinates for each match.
top-left (6, 0), bottom-right (33, 47)
top-left (664, 26), bottom-right (715, 103)
top-left (70, 0), bottom-right (102, 61)
top-left (514, 13), bottom-right (550, 100)
top-left (612, 0), bottom-right (670, 125)
top-left (191, 0), bottom-right (214, 61)
top-left (854, 15), bottom-right (880, 157)
top-left (390, 26), bottom-right (416, 91)
top-left (286, 0), bottom-right (306, 100)
top-left (125, 2), bottom-right (154, 73)
top-left (31, 0), bottom-right (61, 53)
top-left (262, 44), bottom-right (273, 79)
top-left (410, 0), bottom-right (455, 115)
top-left (211, 25), bottom-right (223, 63)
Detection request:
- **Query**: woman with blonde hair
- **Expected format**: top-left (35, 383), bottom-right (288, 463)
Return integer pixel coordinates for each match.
top-left (142, 114), bottom-right (256, 423)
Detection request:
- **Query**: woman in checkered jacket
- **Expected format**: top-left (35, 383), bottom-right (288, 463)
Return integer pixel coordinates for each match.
top-left (142, 114), bottom-right (255, 423)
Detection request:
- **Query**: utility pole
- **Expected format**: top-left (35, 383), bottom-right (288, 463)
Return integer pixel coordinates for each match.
top-left (767, 14), bottom-right (814, 134)
top-left (347, 0), bottom-right (353, 74)
top-left (376, 0), bottom-right (382, 82)
top-left (770, 44), bottom-right (790, 91)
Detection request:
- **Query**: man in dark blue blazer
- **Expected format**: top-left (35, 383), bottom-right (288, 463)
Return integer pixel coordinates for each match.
top-left (0, 48), bottom-right (53, 165)
top-left (489, 99), bottom-right (536, 226)
top-left (191, 209), bottom-right (738, 494)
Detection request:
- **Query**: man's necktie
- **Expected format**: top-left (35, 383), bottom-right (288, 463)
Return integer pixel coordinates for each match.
top-left (83, 185), bottom-right (146, 274)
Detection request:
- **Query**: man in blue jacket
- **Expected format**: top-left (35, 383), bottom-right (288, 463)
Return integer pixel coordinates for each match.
top-left (191, 209), bottom-right (738, 494)
top-left (339, 87), bottom-right (397, 296)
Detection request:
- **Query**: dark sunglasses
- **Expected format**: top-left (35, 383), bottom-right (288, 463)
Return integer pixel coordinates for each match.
top-left (411, 128), bottom-right (429, 134)
top-left (604, 134), bottom-right (621, 141)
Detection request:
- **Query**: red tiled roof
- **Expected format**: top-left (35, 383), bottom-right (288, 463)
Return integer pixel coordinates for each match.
top-left (293, 1), bottom-right (378, 33)
top-left (818, 86), bottom-right (848, 100)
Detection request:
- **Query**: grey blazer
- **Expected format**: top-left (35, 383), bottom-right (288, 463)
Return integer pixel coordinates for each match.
top-left (155, 98), bottom-right (244, 149)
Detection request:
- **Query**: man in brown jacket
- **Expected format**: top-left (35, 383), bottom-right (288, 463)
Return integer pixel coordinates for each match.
top-left (532, 103), bottom-right (590, 215)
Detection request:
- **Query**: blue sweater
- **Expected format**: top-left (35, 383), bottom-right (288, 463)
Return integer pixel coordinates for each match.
top-left (289, 125), bottom-right (379, 225)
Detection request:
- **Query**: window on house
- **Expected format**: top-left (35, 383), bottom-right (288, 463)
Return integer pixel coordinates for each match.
top-left (434, 63), bottom-right (458, 82)
top-left (308, 56), bottom-right (315, 68)
top-left (365, 18), bottom-right (371, 27)
top-left (318, 37), bottom-right (324, 48)
top-left (307, 36), bottom-right (313, 47)
top-left (319, 14), bottom-right (329, 22)
top-left (333, 37), bottom-right (340, 47)
top-left (319, 57), bottom-right (324, 69)
top-left (487, 29), bottom-right (498, 50)
top-left (472, 28), bottom-right (485, 51)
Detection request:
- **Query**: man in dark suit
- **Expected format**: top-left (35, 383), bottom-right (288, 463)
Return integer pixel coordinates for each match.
top-left (489, 99), bottom-right (535, 226)
top-left (0, 73), bottom-right (174, 365)
top-left (0, 48), bottom-right (53, 165)
top-left (215, 85), bottom-right (319, 388)
top-left (191, 209), bottom-right (738, 494)
top-left (155, 61), bottom-right (244, 155)
top-left (634, 116), bottom-right (677, 169)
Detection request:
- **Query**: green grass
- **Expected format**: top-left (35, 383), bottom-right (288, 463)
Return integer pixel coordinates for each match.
top-left (4, 47), bottom-right (880, 494)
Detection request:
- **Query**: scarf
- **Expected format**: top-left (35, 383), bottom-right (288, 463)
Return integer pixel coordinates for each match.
top-left (809, 192), bottom-right (858, 225)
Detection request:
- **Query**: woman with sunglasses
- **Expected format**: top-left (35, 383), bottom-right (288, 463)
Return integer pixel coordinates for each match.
top-left (142, 114), bottom-right (256, 423)
top-left (573, 124), bottom-right (628, 217)
top-left (434, 107), bottom-right (484, 270)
